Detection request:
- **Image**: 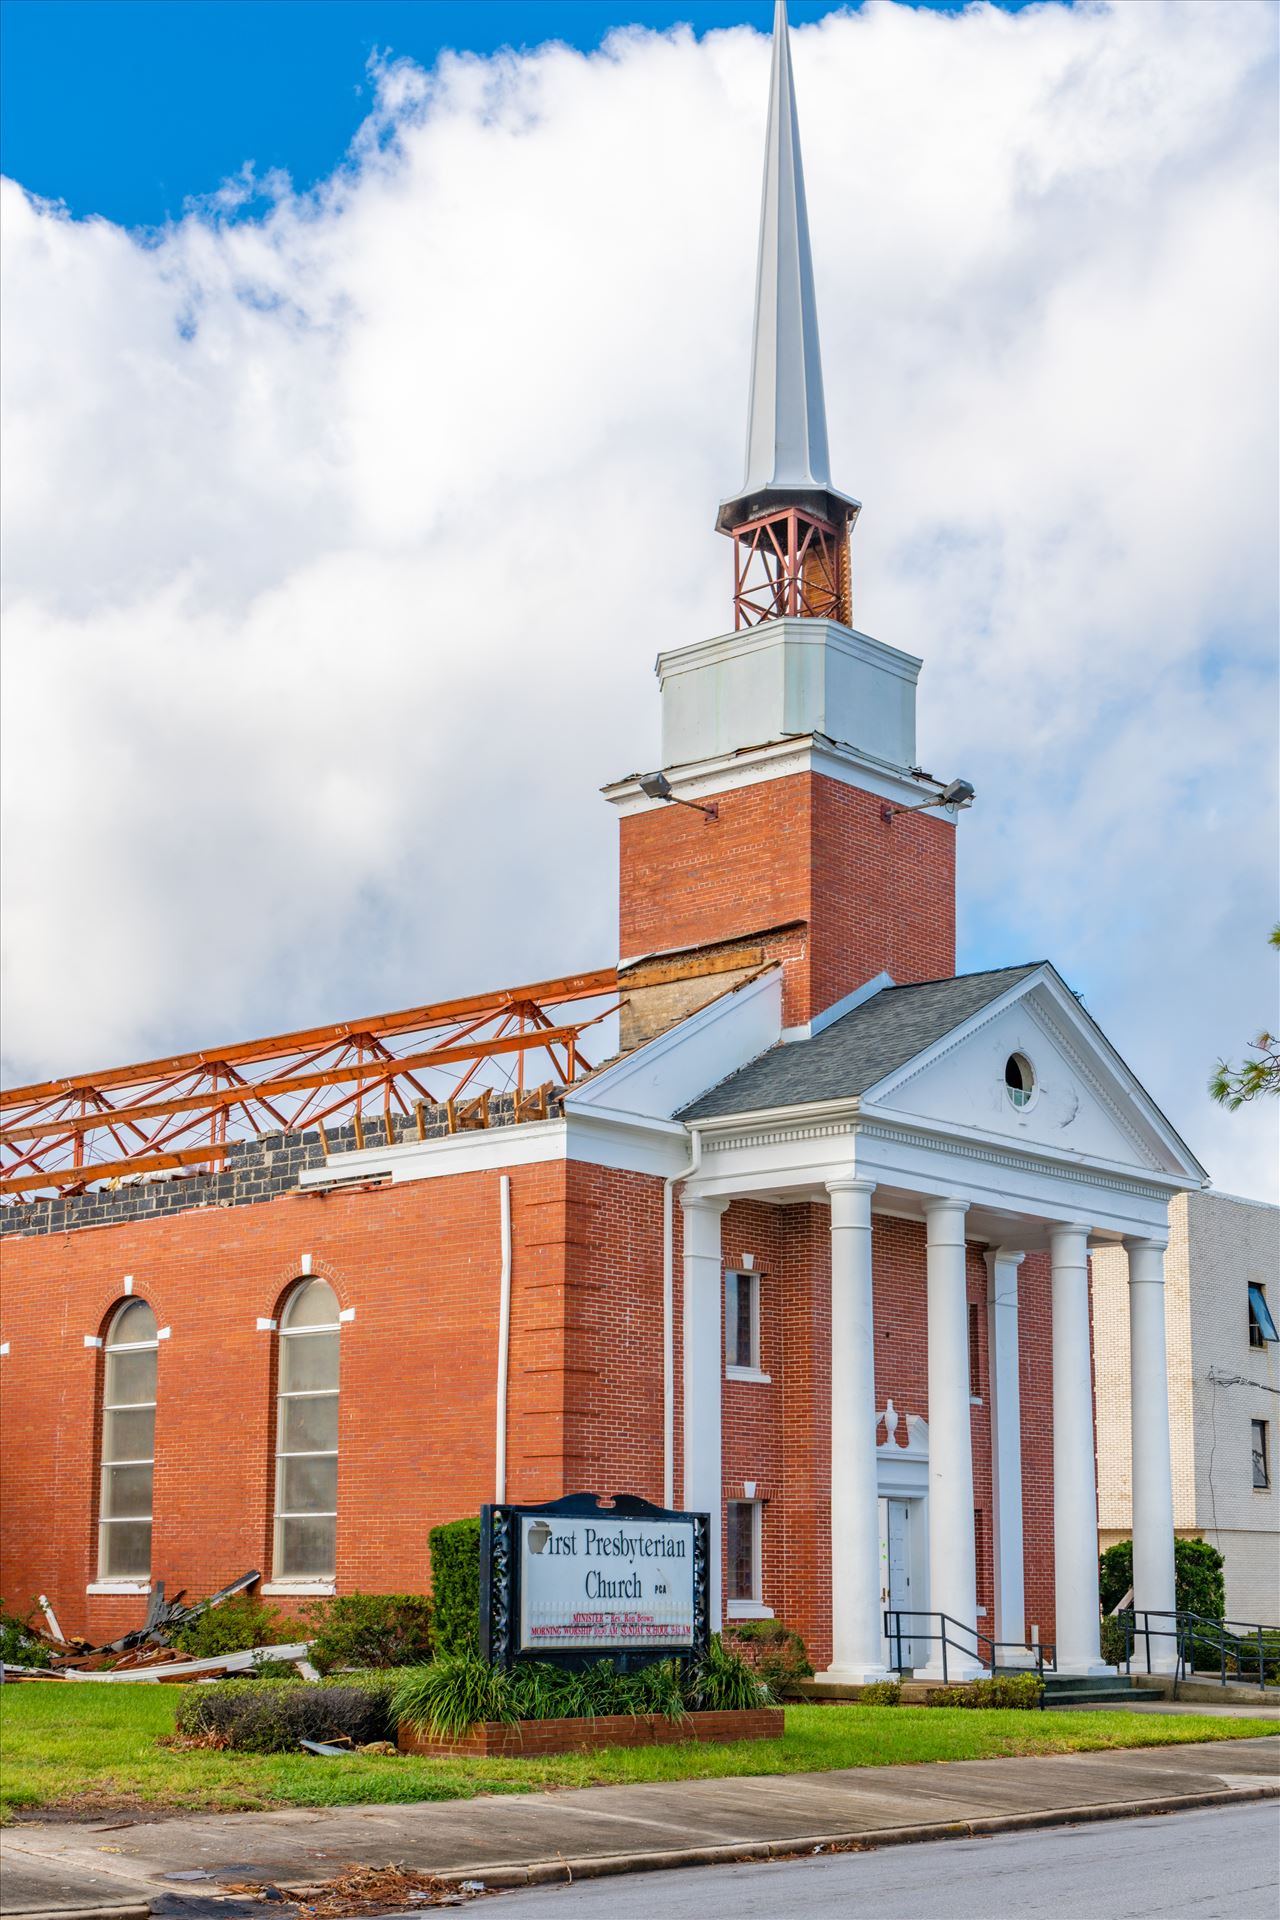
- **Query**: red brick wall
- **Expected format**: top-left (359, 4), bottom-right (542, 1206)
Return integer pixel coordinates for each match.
top-left (618, 771), bottom-right (955, 1025)
top-left (0, 1166), bottom-right (581, 1640)
top-left (1, 1165), bottom-right (1059, 1668)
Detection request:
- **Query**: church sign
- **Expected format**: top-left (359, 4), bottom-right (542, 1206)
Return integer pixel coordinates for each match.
top-left (480, 1492), bottom-right (709, 1670)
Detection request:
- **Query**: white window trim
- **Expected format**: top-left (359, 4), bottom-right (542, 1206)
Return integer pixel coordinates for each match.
top-left (273, 1282), bottom-right (342, 1584)
top-left (726, 1600), bottom-right (775, 1620)
top-left (98, 1302), bottom-right (158, 1585)
top-left (726, 1366), bottom-right (772, 1384)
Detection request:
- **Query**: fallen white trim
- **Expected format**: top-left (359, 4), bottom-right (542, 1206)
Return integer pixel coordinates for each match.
top-left (60, 1642), bottom-right (311, 1681)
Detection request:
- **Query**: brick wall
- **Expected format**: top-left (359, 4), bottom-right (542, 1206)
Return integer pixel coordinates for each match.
top-left (0, 1163), bottom-right (583, 1640)
top-left (0, 1160), bottom-right (1057, 1663)
top-left (618, 770), bottom-right (955, 1027)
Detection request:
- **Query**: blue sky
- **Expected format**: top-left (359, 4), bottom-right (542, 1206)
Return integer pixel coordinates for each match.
top-left (2, 0), bottom-right (1276, 1198)
top-left (3, 0), bottom-right (1041, 226)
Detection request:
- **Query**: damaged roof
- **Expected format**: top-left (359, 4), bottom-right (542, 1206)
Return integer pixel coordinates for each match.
top-left (679, 963), bottom-right (1043, 1120)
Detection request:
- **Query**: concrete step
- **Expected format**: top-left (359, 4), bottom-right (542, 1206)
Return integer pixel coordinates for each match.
top-left (1043, 1688), bottom-right (1144, 1709)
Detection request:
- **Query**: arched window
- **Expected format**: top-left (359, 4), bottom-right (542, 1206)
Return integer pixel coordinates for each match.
top-left (98, 1299), bottom-right (158, 1581)
top-left (273, 1278), bottom-right (340, 1581)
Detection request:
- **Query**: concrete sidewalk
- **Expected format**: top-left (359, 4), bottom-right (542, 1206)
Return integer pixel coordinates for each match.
top-left (2, 1736), bottom-right (1277, 1915)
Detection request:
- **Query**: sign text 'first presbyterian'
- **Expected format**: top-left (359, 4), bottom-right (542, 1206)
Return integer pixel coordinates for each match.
top-left (519, 1512), bottom-right (696, 1653)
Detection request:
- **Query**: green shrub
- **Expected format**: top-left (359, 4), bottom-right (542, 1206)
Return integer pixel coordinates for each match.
top-left (723, 1619), bottom-right (813, 1693)
top-left (301, 1593), bottom-right (433, 1673)
top-left (392, 1655), bottom-right (512, 1741)
top-left (1100, 1613), bottom-right (1131, 1669)
top-left (428, 1517), bottom-right (482, 1656)
top-left (170, 1594), bottom-right (293, 1658)
top-left (1175, 1539), bottom-right (1227, 1621)
top-left (689, 1634), bottom-right (774, 1712)
top-left (858, 1680), bottom-right (902, 1705)
top-left (0, 1603), bottom-right (47, 1668)
top-left (175, 1675), bottom-right (398, 1753)
top-left (928, 1672), bottom-right (1043, 1710)
top-left (391, 1642), bottom-right (768, 1740)
top-left (1098, 1538), bottom-right (1226, 1621)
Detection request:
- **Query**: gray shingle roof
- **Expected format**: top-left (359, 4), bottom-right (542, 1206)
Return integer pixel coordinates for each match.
top-left (679, 964), bottom-right (1043, 1120)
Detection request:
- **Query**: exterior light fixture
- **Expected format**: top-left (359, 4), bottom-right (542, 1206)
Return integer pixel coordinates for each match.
top-left (638, 770), bottom-right (719, 821)
top-left (881, 777), bottom-right (975, 823)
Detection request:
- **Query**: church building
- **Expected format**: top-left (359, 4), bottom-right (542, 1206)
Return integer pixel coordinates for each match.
top-left (0, 3), bottom-right (1208, 1683)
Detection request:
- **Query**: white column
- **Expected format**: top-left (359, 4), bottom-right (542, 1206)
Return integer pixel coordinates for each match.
top-left (919, 1197), bottom-right (985, 1681)
top-left (1049, 1222), bottom-right (1111, 1675)
top-left (681, 1191), bottom-right (729, 1632)
top-left (1125, 1235), bottom-right (1178, 1672)
top-left (985, 1248), bottom-right (1027, 1657)
top-left (819, 1176), bottom-right (894, 1683)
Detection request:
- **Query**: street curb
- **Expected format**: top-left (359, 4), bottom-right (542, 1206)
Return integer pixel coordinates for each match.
top-left (6, 1784), bottom-right (1277, 1915)
top-left (436, 1783), bottom-right (1280, 1890)
top-left (1, 1909), bottom-right (150, 1920)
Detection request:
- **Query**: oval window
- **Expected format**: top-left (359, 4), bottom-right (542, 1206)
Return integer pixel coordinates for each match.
top-left (1005, 1053), bottom-right (1035, 1109)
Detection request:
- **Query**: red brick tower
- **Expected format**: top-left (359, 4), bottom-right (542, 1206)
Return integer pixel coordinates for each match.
top-left (606, 2), bottom-right (967, 1045)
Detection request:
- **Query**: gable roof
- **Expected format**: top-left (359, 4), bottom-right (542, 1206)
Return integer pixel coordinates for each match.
top-left (678, 964), bottom-right (1042, 1120)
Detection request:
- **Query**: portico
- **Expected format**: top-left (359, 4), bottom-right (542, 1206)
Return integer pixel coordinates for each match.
top-left (674, 962), bottom-right (1204, 1681)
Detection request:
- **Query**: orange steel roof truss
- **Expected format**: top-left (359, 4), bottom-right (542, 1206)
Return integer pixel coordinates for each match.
top-left (0, 967), bottom-right (621, 1201)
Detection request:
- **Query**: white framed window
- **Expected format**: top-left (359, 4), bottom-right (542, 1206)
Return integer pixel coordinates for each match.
top-left (1004, 1053), bottom-right (1036, 1110)
top-left (98, 1299), bottom-right (158, 1582)
top-left (725, 1271), bottom-right (768, 1379)
top-left (273, 1278), bottom-right (340, 1582)
top-left (1252, 1419), bottom-right (1271, 1491)
top-left (726, 1498), bottom-right (768, 1614)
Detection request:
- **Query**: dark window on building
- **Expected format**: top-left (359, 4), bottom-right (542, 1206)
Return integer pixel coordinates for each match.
top-left (973, 1506), bottom-right (988, 1609)
top-left (725, 1272), bottom-right (760, 1373)
top-left (968, 1302), bottom-right (982, 1397)
top-left (1252, 1420), bottom-right (1271, 1490)
top-left (1248, 1284), bottom-right (1278, 1348)
top-left (726, 1499), bottom-right (760, 1603)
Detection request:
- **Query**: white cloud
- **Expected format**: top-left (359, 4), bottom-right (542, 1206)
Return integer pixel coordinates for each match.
top-left (1, 0), bottom-right (1276, 1198)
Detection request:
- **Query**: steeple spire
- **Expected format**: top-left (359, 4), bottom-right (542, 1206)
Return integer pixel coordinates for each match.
top-left (717, 0), bottom-right (859, 628)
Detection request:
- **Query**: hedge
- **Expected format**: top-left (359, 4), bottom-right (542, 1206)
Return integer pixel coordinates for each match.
top-left (928, 1672), bottom-right (1043, 1710)
top-left (301, 1592), bottom-right (433, 1673)
top-left (1099, 1538), bottom-right (1226, 1621)
top-left (428, 1517), bottom-right (482, 1656)
top-left (722, 1619), bottom-right (813, 1693)
top-left (176, 1675), bottom-right (398, 1753)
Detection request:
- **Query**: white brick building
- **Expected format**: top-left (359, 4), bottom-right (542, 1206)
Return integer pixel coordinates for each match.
top-left (1095, 1189), bottom-right (1280, 1625)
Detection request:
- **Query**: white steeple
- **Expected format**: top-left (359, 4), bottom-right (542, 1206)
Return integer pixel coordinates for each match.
top-left (718, 0), bottom-right (858, 535)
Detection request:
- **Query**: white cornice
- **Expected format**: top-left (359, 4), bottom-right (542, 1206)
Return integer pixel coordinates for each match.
top-left (655, 620), bottom-right (922, 687)
top-left (601, 733), bottom-right (950, 816)
top-left (688, 1093), bottom-right (1192, 1200)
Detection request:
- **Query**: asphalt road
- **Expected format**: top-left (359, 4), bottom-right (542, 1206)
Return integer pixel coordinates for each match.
top-left (484, 1801), bottom-right (1280, 1919)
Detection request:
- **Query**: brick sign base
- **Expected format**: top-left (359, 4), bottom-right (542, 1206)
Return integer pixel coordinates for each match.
top-left (397, 1706), bottom-right (784, 1758)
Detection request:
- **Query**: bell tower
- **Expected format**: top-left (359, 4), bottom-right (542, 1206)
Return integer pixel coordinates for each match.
top-left (608, 1), bottom-right (964, 1048)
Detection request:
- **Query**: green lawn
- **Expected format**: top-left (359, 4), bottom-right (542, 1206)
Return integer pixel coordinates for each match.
top-left (0, 1685), bottom-right (1270, 1821)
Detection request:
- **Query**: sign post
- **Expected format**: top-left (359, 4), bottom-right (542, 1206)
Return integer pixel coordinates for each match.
top-left (480, 1491), bottom-right (709, 1671)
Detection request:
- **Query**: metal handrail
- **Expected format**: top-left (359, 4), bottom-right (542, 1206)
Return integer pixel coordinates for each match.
top-left (882, 1609), bottom-right (1055, 1704)
top-left (1119, 1609), bottom-right (1277, 1694)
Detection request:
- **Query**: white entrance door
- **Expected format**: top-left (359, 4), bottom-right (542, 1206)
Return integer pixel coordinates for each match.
top-left (881, 1498), bottom-right (914, 1669)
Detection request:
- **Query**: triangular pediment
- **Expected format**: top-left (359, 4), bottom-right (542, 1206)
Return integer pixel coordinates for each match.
top-left (863, 966), bottom-right (1204, 1182)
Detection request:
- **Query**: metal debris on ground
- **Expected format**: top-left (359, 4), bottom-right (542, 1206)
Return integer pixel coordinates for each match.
top-left (0, 1571), bottom-right (292, 1681)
